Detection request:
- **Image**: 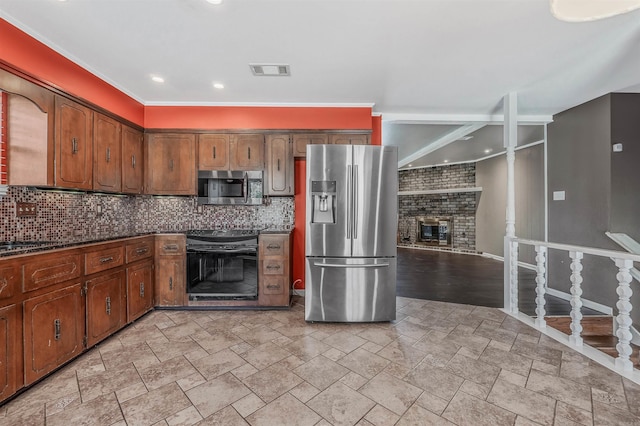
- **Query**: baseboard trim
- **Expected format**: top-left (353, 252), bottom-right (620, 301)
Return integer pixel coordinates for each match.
top-left (480, 252), bottom-right (536, 271)
top-left (545, 288), bottom-right (613, 315)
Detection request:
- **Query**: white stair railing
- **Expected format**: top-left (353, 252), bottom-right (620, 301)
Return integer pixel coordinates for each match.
top-left (506, 237), bottom-right (640, 373)
top-left (606, 232), bottom-right (640, 283)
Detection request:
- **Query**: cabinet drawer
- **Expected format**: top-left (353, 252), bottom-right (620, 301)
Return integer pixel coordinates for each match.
top-left (263, 259), bottom-right (285, 275)
top-left (85, 246), bottom-right (124, 275)
top-left (0, 263), bottom-right (20, 301)
top-left (155, 235), bottom-right (186, 256)
top-left (125, 239), bottom-right (153, 263)
top-left (261, 236), bottom-right (285, 257)
top-left (23, 253), bottom-right (82, 293)
top-left (262, 276), bottom-right (285, 295)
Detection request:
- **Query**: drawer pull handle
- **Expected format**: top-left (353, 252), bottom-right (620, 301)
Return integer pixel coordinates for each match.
top-left (267, 284), bottom-right (280, 290)
top-left (248, 147), bottom-right (251, 160)
top-left (213, 146), bottom-right (216, 159)
top-left (169, 277), bottom-right (173, 290)
top-left (164, 244), bottom-right (179, 251)
top-left (106, 296), bottom-right (111, 315)
top-left (267, 244), bottom-right (281, 250)
top-left (106, 147), bottom-right (111, 163)
top-left (132, 155), bottom-right (136, 168)
top-left (266, 264), bottom-right (281, 271)
top-left (100, 256), bottom-right (114, 263)
top-left (71, 137), bottom-right (78, 154)
top-left (135, 247), bottom-right (148, 255)
top-left (139, 282), bottom-right (145, 297)
top-left (169, 159), bottom-right (174, 171)
top-left (54, 319), bottom-right (61, 340)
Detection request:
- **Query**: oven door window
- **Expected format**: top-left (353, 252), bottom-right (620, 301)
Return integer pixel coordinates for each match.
top-left (187, 250), bottom-right (258, 300)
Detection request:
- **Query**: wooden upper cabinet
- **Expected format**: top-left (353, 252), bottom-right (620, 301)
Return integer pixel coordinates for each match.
top-left (265, 134), bottom-right (294, 196)
top-left (229, 134), bottom-right (264, 170)
top-left (293, 133), bottom-right (328, 158)
top-left (329, 134), bottom-right (370, 146)
top-left (198, 134), bottom-right (230, 170)
top-left (122, 125), bottom-right (144, 194)
top-left (145, 133), bottom-right (196, 195)
top-left (93, 113), bottom-right (122, 193)
top-left (55, 95), bottom-right (93, 190)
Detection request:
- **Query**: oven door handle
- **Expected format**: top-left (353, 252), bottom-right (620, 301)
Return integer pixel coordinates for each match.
top-left (188, 248), bottom-right (257, 254)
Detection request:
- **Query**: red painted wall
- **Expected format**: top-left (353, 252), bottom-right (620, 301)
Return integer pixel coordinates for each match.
top-left (1, 19), bottom-right (384, 290)
top-left (0, 19), bottom-right (144, 126)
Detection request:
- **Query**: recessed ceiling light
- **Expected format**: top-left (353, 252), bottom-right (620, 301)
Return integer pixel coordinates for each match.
top-left (206, 0), bottom-right (223, 4)
top-left (151, 75), bottom-right (164, 83)
top-left (484, 149), bottom-right (492, 154)
top-left (250, 64), bottom-right (291, 77)
top-left (213, 83), bottom-right (224, 89)
top-left (408, 164), bottom-right (412, 167)
top-left (443, 160), bottom-right (449, 163)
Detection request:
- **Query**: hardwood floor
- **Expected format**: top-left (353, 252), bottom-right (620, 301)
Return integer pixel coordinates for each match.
top-left (397, 247), bottom-right (603, 316)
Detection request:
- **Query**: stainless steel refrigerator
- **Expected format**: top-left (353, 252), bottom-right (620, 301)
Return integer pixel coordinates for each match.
top-left (305, 144), bottom-right (398, 322)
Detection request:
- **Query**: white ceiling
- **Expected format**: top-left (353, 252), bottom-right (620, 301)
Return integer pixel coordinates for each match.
top-left (1, 0), bottom-right (639, 167)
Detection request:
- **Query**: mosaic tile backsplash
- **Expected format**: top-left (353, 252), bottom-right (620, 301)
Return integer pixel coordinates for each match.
top-left (0, 186), bottom-right (294, 242)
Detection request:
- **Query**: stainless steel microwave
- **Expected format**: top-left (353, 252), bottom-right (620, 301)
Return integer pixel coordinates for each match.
top-left (197, 170), bottom-right (264, 205)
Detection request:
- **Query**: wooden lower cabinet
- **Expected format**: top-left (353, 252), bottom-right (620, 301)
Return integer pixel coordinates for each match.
top-left (155, 257), bottom-right (185, 306)
top-left (258, 233), bottom-right (292, 307)
top-left (0, 304), bottom-right (21, 402)
top-left (23, 283), bottom-right (85, 385)
top-left (127, 261), bottom-right (154, 322)
top-left (86, 270), bottom-right (126, 347)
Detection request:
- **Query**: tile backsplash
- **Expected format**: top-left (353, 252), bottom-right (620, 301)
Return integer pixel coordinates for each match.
top-left (0, 186), bottom-right (294, 242)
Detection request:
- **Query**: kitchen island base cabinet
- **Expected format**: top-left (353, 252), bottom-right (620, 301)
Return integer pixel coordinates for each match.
top-left (86, 271), bottom-right (126, 347)
top-left (0, 304), bottom-right (21, 402)
top-left (23, 283), bottom-right (85, 385)
top-left (258, 233), bottom-right (292, 307)
top-left (127, 261), bottom-right (154, 322)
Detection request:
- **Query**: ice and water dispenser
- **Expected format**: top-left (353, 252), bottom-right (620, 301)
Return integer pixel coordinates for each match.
top-left (310, 181), bottom-right (336, 224)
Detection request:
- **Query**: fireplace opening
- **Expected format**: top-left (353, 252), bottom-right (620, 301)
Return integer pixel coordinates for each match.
top-left (417, 218), bottom-right (452, 246)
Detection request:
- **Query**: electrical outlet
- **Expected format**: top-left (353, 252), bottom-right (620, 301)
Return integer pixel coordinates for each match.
top-left (16, 202), bottom-right (37, 217)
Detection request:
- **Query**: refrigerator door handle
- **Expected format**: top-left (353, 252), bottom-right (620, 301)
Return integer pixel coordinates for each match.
top-left (353, 164), bottom-right (358, 239)
top-left (312, 262), bottom-right (390, 269)
top-left (347, 165), bottom-right (352, 239)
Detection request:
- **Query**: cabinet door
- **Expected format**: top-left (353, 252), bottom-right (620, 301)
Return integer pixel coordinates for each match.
top-left (0, 304), bottom-right (21, 403)
top-left (198, 134), bottom-right (229, 170)
top-left (265, 135), bottom-right (294, 196)
top-left (0, 261), bottom-right (20, 303)
top-left (329, 134), bottom-right (370, 145)
top-left (155, 257), bottom-right (185, 307)
top-left (23, 283), bottom-right (84, 384)
top-left (230, 134), bottom-right (264, 170)
top-left (121, 125), bottom-right (144, 194)
top-left (93, 113), bottom-right (122, 192)
top-left (292, 134), bottom-right (328, 157)
top-left (86, 271), bottom-right (125, 347)
top-left (55, 96), bottom-right (93, 190)
top-left (127, 261), bottom-right (153, 322)
top-left (146, 133), bottom-right (196, 195)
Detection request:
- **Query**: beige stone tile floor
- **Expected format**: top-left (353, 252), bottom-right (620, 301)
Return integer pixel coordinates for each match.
top-left (3, 296), bottom-right (640, 425)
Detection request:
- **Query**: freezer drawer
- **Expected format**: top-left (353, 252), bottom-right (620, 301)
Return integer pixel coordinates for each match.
top-left (305, 257), bottom-right (396, 322)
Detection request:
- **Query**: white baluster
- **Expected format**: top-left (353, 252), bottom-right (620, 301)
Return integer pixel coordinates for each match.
top-left (569, 251), bottom-right (584, 347)
top-left (535, 245), bottom-right (547, 329)
top-left (510, 240), bottom-right (519, 314)
top-left (615, 258), bottom-right (634, 372)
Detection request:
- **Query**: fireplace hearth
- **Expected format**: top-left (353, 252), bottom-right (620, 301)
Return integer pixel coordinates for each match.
top-left (416, 217), bottom-right (453, 247)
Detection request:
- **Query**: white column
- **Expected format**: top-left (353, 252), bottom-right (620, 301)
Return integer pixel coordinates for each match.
top-left (615, 258), bottom-right (634, 372)
top-left (503, 92), bottom-right (518, 311)
top-left (535, 245), bottom-right (547, 328)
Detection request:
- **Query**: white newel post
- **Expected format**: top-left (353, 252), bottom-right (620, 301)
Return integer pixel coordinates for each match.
top-left (535, 245), bottom-right (547, 328)
top-left (615, 258), bottom-right (634, 372)
top-left (569, 251), bottom-right (584, 347)
top-left (503, 92), bottom-right (518, 312)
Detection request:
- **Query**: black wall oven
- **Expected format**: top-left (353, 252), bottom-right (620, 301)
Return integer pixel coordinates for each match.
top-left (186, 230), bottom-right (259, 300)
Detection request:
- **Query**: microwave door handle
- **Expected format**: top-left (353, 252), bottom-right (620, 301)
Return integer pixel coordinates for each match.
top-left (244, 172), bottom-right (249, 203)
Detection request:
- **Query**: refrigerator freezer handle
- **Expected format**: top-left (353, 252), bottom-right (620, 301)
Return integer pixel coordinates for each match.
top-left (347, 165), bottom-right (352, 239)
top-left (312, 262), bottom-right (390, 269)
top-left (353, 165), bottom-right (358, 239)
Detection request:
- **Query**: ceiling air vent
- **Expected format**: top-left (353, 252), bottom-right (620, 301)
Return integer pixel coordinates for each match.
top-left (249, 64), bottom-right (290, 76)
